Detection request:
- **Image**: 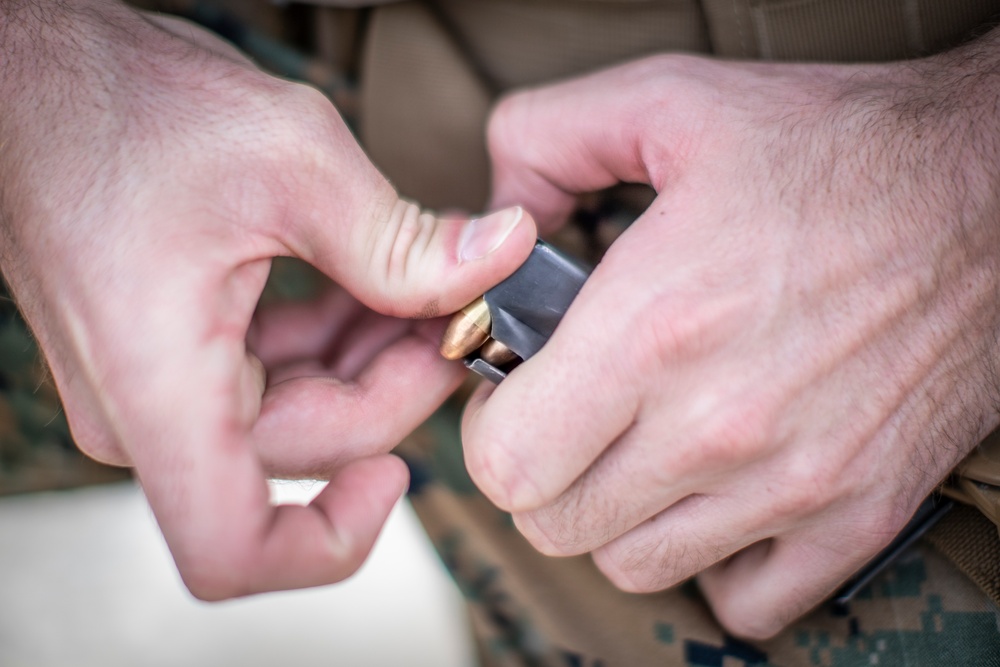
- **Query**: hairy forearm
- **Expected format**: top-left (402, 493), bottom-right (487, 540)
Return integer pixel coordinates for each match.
top-left (923, 24), bottom-right (1000, 123)
top-left (0, 0), bottom-right (137, 84)
top-left (0, 0), bottom-right (189, 281)
top-left (1, 1), bottom-right (127, 245)
top-left (891, 29), bottom-right (1000, 227)
top-left (845, 28), bottom-right (1000, 460)
top-left (812, 30), bottom-right (1000, 479)
top-left (1, 0), bottom-right (130, 137)
top-left (811, 27), bottom-right (1000, 217)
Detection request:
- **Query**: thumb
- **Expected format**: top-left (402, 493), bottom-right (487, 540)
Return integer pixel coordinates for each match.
top-left (486, 65), bottom-right (665, 228)
top-left (275, 112), bottom-right (537, 319)
top-left (345, 196), bottom-right (539, 318)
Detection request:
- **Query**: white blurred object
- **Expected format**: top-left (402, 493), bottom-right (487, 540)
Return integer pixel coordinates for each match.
top-left (0, 481), bottom-right (475, 667)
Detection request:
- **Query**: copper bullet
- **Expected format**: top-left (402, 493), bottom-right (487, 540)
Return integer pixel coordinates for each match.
top-left (440, 297), bottom-right (491, 360)
top-left (478, 338), bottom-right (519, 367)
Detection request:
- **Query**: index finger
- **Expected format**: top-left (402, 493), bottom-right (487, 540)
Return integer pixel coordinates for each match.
top-left (461, 266), bottom-right (643, 513)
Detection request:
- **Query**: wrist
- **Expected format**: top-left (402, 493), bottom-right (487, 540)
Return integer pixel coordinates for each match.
top-left (863, 29), bottom-right (1000, 459)
top-left (1, 0), bottom-right (133, 216)
top-left (752, 37), bottom-right (1000, 469)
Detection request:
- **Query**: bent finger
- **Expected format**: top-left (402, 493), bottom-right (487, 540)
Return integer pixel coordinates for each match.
top-left (248, 287), bottom-right (363, 370)
top-left (696, 522), bottom-right (891, 640)
top-left (253, 332), bottom-right (464, 479)
top-left (587, 492), bottom-right (770, 594)
top-left (245, 454), bottom-right (408, 593)
top-left (487, 66), bottom-right (665, 226)
top-left (461, 277), bottom-right (642, 513)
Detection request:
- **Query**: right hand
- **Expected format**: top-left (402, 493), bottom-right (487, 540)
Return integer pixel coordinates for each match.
top-left (0, 1), bottom-right (535, 599)
top-left (463, 48), bottom-right (1000, 637)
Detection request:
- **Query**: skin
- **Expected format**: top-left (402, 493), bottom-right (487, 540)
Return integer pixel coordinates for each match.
top-left (0, 0), bottom-right (537, 599)
top-left (463, 33), bottom-right (1000, 638)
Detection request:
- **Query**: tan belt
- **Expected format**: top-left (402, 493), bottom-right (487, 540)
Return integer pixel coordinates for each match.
top-left (932, 434), bottom-right (1000, 605)
top-left (946, 430), bottom-right (1000, 527)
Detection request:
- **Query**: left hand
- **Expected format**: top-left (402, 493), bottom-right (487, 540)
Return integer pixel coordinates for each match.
top-left (0, 2), bottom-right (536, 600)
top-left (462, 46), bottom-right (1000, 638)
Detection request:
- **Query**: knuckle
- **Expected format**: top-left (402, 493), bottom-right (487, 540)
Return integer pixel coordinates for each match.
top-left (266, 82), bottom-right (352, 167)
top-left (768, 476), bottom-right (828, 524)
top-left (767, 454), bottom-right (847, 523)
top-left (512, 512), bottom-right (567, 556)
top-left (514, 505), bottom-right (592, 557)
top-left (639, 296), bottom-right (695, 365)
top-left (879, 501), bottom-right (915, 539)
top-left (670, 401), bottom-right (777, 478)
top-left (462, 433), bottom-right (541, 512)
top-left (714, 603), bottom-right (786, 641)
top-left (699, 401), bottom-right (776, 467)
top-left (487, 91), bottom-right (540, 169)
top-left (594, 540), bottom-right (680, 594)
top-left (284, 81), bottom-right (340, 129)
top-left (853, 502), bottom-right (913, 553)
top-left (632, 293), bottom-right (719, 377)
top-left (593, 547), bottom-right (646, 593)
top-left (385, 204), bottom-right (435, 300)
top-left (181, 572), bottom-right (241, 602)
top-left (287, 80), bottom-right (332, 108)
top-left (487, 93), bottom-right (525, 153)
top-left (175, 544), bottom-right (251, 602)
top-left (365, 199), bottom-right (440, 317)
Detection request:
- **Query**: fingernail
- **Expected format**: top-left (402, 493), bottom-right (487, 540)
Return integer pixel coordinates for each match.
top-left (459, 207), bottom-right (523, 263)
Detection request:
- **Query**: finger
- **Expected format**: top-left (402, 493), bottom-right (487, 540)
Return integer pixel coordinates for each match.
top-left (487, 66), bottom-right (667, 226)
top-left (337, 203), bottom-right (537, 319)
top-left (129, 334), bottom-right (412, 599)
top-left (253, 331), bottom-right (464, 479)
top-left (510, 381), bottom-right (780, 556)
top-left (585, 492), bottom-right (771, 594)
top-left (259, 318), bottom-right (446, 387)
top-left (260, 310), bottom-right (415, 385)
top-left (696, 519), bottom-right (896, 640)
top-left (322, 308), bottom-right (413, 380)
top-left (461, 276), bottom-right (643, 513)
top-left (118, 256), bottom-right (410, 599)
top-left (251, 288), bottom-right (449, 381)
top-left (248, 454), bottom-right (408, 593)
top-left (240, 349), bottom-right (267, 421)
top-left (506, 423), bottom-right (701, 557)
top-left (248, 288), bottom-right (365, 370)
top-left (574, 431), bottom-right (874, 592)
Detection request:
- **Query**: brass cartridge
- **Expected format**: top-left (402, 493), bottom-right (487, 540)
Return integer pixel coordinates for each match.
top-left (478, 338), bottom-right (519, 367)
top-left (439, 297), bottom-right (491, 360)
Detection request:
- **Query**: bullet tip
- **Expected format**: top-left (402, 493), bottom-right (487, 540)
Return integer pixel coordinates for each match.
top-left (439, 297), bottom-right (492, 360)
